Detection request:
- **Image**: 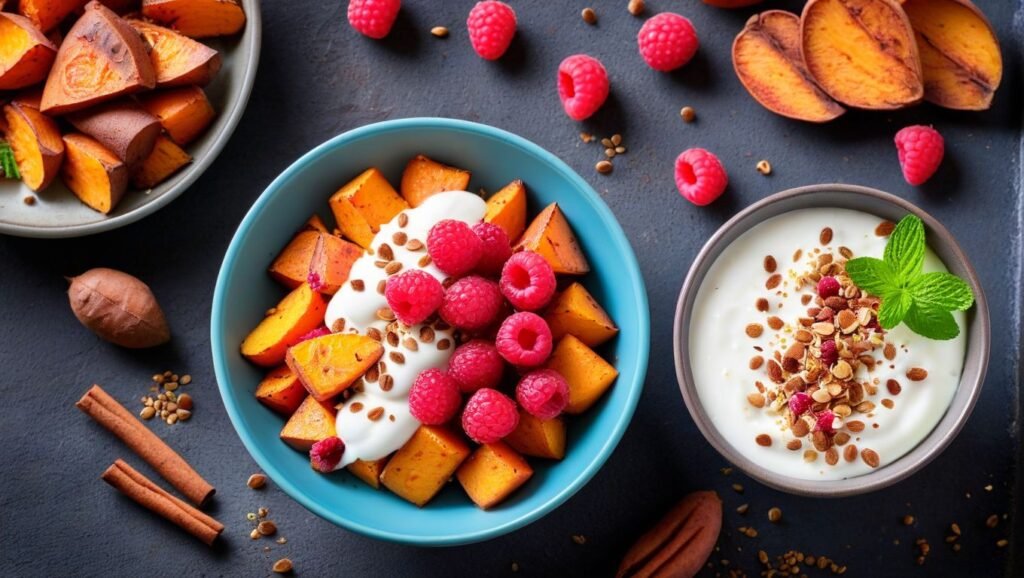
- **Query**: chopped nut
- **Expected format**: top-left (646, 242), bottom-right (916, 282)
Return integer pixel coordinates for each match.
top-left (745, 323), bottom-right (764, 338)
top-left (272, 558), bottom-right (293, 573)
top-left (140, 407), bottom-right (156, 420)
top-left (247, 474), bottom-right (267, 489)
top-left (756, 160), bottom-right (772, 175)
top-left (680, 106), bottom-right (696, 123)
top-left (257, 520), bottom-right (277, 536)
top-left (768, 507), bottom-right (782, 523)
top-left (596, 160), bottom-right (613, 174)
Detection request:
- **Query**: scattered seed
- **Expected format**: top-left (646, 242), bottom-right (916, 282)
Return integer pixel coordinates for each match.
top-left (755, 434), bottom-right (772, 447)
top-left (180, 374), bottom-right (192, 385)
top-left (272, 558), bottom-right (293, 573)
top-left (951, 523), bottom-right (961, 536)
top-left (596, 160), bottom-right (613, 174)
top-left (756, 160), bottom-right (772, 176)
top-left (250, 528), bottom-right (261, 540)
top-left (368, 407), bottom-right (385, 421)
top-left (258, 521), bottom-right (277, 536)
top-left (996, 539), bottom-right (1008, 548)
top-left (768, 507), bottom-right (782, 523)
top-left (745, 323), bottom-right (764, 338)
top-left (627, 0), bottom-right (645, 16)
top-left (581, 7), bottom-right (597, 24)
top-left (572, 534), bottom-right (587, 545)
top-left (986, 515), bottom-right (999, 528)
top-left (605, 148), bottom-right (616, 158)
top-left (430, 26), bottom-right (449, 38)
top-left (819, 227), bottom-right (834, 245)
top-left (247, 512), bottom-right (257, 521)
top-left (765, 273), bottom-right (782, 290)
top-left (247, 474), bottom-right (267, 489)
top-left (861, 448), bottom-right (880, 468)
top-left (875, 220), bottom-right (896, 236)
top-left (680, 106), bottom-right (696, 123)
top-left (732, 483), bottom-right (744, 494)
top-left (756, 297), bottom-right (770, 312)
top-left (23, 195), bottom-right (37, 205)
top-left (140, 407), bottom-right (156, 420)
top-left (907, 367), bottom-right (928, 381)
top-left (258, 507), bottom-right (269, 518)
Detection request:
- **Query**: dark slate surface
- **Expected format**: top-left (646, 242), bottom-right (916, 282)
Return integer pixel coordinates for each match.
top-left (1, 1), bottom-right (1020, 576)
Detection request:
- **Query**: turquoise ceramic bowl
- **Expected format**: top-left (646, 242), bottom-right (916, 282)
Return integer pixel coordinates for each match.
top-left (211, 118), bottom-right (649, 546)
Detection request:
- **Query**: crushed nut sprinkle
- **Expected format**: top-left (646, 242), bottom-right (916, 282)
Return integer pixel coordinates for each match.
top-left (351, 279), bottom-right (365, 292)
top-left (398, 213), bottom-right (409, 228)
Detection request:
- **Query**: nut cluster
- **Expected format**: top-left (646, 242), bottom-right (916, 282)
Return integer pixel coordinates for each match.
top-left (139, 370), bottom-right (193, 425)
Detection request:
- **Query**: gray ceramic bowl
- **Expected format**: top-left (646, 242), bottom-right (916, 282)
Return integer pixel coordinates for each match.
top-left (0, 1), bottom-right (261, 238)
top-left (674, 184), bottom-right (990, 497)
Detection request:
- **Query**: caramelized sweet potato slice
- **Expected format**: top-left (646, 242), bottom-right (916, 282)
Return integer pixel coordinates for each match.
top-left (3, 102), bottom-right (64, 191)
top-left (505, 409), bottom-right (566, 460)
top-left (400, 154), bottom-right (472, 207)
top-left (279, 395), bottom-right (335, 452)
top-left (41, 2), bottom-right (156, 115)
top-left (303, 214), bottom-right (329, 233)
top-left (515, 203), bottom-right (590, 275)
top-left (255, 365), bottom-right (307, 416)
top-left (17, 0), bottom-right (88, 32)
top-left (240, 283), bottom-right (328, 367)
top-left (457, 442), bottom-right (534, 510)
top-left (141, 0), bottom-right (246, 39)
top-left (128, 19), bottom-right (222, 87)
top-left (329, 167), bottom-right (409, 249)
top-left (61, 133), bottom-right (129, 213)
top-left (546, 335), bottom-right (619, 414)
top-left (138, 86), bottom-right (215, 145)
top-left (544, 282), bottom-right (618, 347)
top-left (67, 99), bottom-right (161, 170)
top-left (484, 180), bottom-right (527, 241)
top-left (380, 426), bottom-right (470, 507)
top-left (132, 134), bottom-right (192, 189)
top-left (347, 457), bottom-right (389, 489)
top-left (285, 333), bottom-right (384, 401)
top-left (0, 13), bottom-right (57, 91)
top-left (268, 230), bottom-right (321, 290)
top-left (308, 234), bottom-right (363, 295)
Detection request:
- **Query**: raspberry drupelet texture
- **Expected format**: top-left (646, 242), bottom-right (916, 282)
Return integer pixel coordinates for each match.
top-left (675, 148), bottom-right (728, 206)
top-left (894, 125), bottom-right (944, 186)
top-left (472, 222), bottom-right (513, 277)
top-left (814, 410), bottom-right (837, 435)
top-left (448, 340), bottom-right (505, 393)
top-left (462, 388), bottom-right (519, 444)
top-left (408, 369), bottom-right (462, 425)
top-left (558, 54), bottom-right (610, 121)
top-left (347, 0), bottom-right (401, 39)
top-left (788, 392), bottom-right (812, 416)
top-left (439, 276), bottom-right (504, 330)
top-left (467, 1), bottom-right (517, 60)
top-left (500, 251), bottom-right (556, 311)
top-left (637, 12), bottom-right (699, 72)
top-left (385, 269), bottom-right (444, 325)
top-left (817, 276), bottom-right (841, 299)
top-left (310, 436), bottom-right (345, 473)
top-left (428, 219), bottom-right (483, 277)
top-left (516, 369), bottom-right (570, 420)
top-left (819, 340), bottom-right (838, 367)
top-left (496, 311), bottom-right (553, 367)
top-left (295, 326), bottom-right (331, 345)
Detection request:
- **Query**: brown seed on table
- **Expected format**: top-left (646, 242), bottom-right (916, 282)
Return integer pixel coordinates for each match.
top-left (951, 523), bottom-right (961, 536)
top-left (615, 146), bottom-right (627, 154)
top-left (601, 138), bottom-right (614, 148)
top-left (582, 7), bottom-right (597, 24)
top-left (768, 507), bottom-right (782, 523)
top-left (140, 407), bottom-right (156, 420)
top-left (250, 528), bottom-right (261, 540)
top-left (680, 106), bottom-right (696, 123)
top-left (272, 558), bottom-right (293, 573)
top-left (819, 227), bottom-right (834, 245)
top-left (164, 382), bottom-right (178, 392)
top-left (756, 434), bottom-right (772, 447)
top-left (431, 26), bottom-right (449, 38)
top-left (177, 409), bottom-right (192, 421)
top-left (756, 160), bottom-right (772, 176)
top-left (596, 160), bottom-right (613, 174)
top-left (997, 539), bottom-right (1008, 548)
top-left (627, 0), bottom-right (645, 15)
top-left (258, 507), bottom-right (269, 518)
top-left (179, 374), bottom-right (192, 385)
top-left (605, 148), bottom-right (616, 158)
top-left (986, 514), bottom-right (999, 528)
top-left (247, 474), bottom-right (267, 489)
top-left (732, 483), bottom-right (744, 493)
top-left (736, 503), bottom-right (749, 514)
top-left (745, 323), bottom-right (764, 338)
top-left (258, 521), bottom-right (277, 536)
top-left (611, 134), bottom-right (622, 146)
top-left (907, 367), bottom-right (928, 381)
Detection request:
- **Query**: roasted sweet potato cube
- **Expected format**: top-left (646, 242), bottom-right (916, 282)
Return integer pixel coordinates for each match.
top-left (142, 0), bottom-right (246, 38)
top-left (3, 102), bottom-right (64, 191)
top-left (255, 365), bottom-right (307, 416)
top-left (381, 425), bottom-right (471, 507)
top-left (544, 283), bottom-right (618, 347)
top-left (128, 19), bottom-right (222, 87)
top-left (505, 409), bottom-right (566, 460)
top-left (279, 395), bottom-right (335, 452)
top-left (0, 13), bottom-right (57, 91)
top-left (515, 203), bottom-right (590, 275)
top-left (240, 283), bottom-right (328, 367)
top-left (138, 86), bottom-right (215, 145)
top-left (17, 0), bottom-right (87, 32)
top-left (400, 154), bottom-right (472, 207)
top-left (308, 234), bottom-right (363, 295)
top-left (347, 457), bottom-right (389, 489)
top-left (132, 134), bottom-right (192, 189)
top-left (68, 99), bottom-right (162, 171)
top-left (268, 230), bottom-right (320, 290)
top-left (329, 167), bottom-right (409, 249)
top-left (456, 442), bottom-right (534, 510)
top-left (303, 214), bottom-right (329, 233)
top-left (285, 333), bottom-right (383, 401)
top-left (484, 179), bottom-right (527, 241)
top-left (546, 335), bottom-right (619, 414)
top-left (61, 133), bottom-right (128, 214)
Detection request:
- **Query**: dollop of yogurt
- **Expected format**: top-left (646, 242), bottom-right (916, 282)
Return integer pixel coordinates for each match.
top-left (324, 191), bottom-right (486, 468)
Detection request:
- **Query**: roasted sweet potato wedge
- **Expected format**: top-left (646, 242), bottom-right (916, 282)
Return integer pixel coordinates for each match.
top-left (308, 233), bottom-right (363, 295)
top-left (505, 409), bottom-right (566, 460)
top-left (17, 0), bottom-right (88, 32)
top-left (544, 282), bottom-right (619, 347)
top-left (484, 180), bottom-right (527, 241)
top-left (546, 335), bottom-right (619, 414)
top-left (132, 134), bottom-right (191, 189)
top-left (67, 99), bottom-right (161, 170)
top-left (240, 283), bottom-right (328, 367)
top-left (285, 333), bottom-right (384, 401)
top-left (0, 13), bottom-right (58, 91)
top-left (457, 442), bottom-right (533, 510)
top-left (400, 154), bottom-right (472, 207)
top-left (41, 2), bottom-right (156, 115)
top-left (3, 102), bottom-right (64, 191)
top-left (329, 167), bottom-right (409, 249)
top-left (138, 86), bottom-right (215, 145)
top-left (255, 365), bottom-right (307, 416)
top-left (269, 230), bottom-right (321, 290)
top-left (61, 133), bottom-right (129, 214)
top-left (515, 203), bottom-right (590, 275)
top-left (279, 395), bottom-right (335, 452)
top-left (141, 0), bottom-right (246, 39)
top-left (128, 19), bottom-right (222, 87)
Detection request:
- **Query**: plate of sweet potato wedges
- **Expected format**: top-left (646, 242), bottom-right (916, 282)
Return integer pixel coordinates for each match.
top-left (0, 0), bottom-right (260, 237)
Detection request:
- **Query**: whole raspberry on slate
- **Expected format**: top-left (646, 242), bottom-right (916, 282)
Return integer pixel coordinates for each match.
top-left (385, 269), bottom-right (444, 325)
top-left (347, 0), bottom-right (401, 39)
top-left (495, 311), bottom-right (553, 367)
top-left (448, 340), bottom-right (505, 393)
top-left (675, 148), bottom-right (727, 206)
top-left (310, 436), bottom-right (345, 473)
top-left (472, 222), bottom-right (513, 277)
top-left (428, 219), bottom-right (483, 277)
top-left (637, 12), bottom-right (699, 72)
top-left (516, 369), bottom-right (569, 420)
top-left (558, 54), bottom-right (610, 121)
top-left (500, 251), bottom-right (556, 311)
top-left (467, 1), bottom-right (517, 60)
top-left (408, 369), bottom-right (462, 425)
top-left (895, 125), bottom-right (944, 186)
top-left (462, 388), bottom-right (519, 444)
top-left (439, 276), bottom-right (504, 330)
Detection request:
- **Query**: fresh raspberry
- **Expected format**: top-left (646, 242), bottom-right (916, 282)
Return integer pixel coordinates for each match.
top-left (439, 276), bottom-right (504, 330)
top-left (462, 388), bottom-right (519, 443)
top-left (495, 312), bottom-right (553, 367)
top-left (814, 410), bottom-right (837, 436)
top-left (675, 148), bottom-right (727, 206)
top-left (637, 12), bottom-right (699, 72)
top-left (894, 125), bottom-right (944, 186)
top-left (307, 271), bottom-right (325, 292)
top-left (817, 276), bottom-right (840, 298)
top-left (385, 269), bottom-right (444, 325)
top-left (467, 1), bottom-right (517, 60)
top-left (296, 326), bottom-right (331, 344)
top-left (408, 369), bottom-right (462, 425)
top-left (500, 251), bottom-right (556, 311)
top-left (819, 340), bottom-right (838, 367)
top-left (558, 54), bottom-right (610, 121)
top-left (310, 436), bottom-right (345, 473)
top-left (448, 340), bottom-right (505, 393)
top-left (347, 0), bottom-right (401, 39)
top-left (516, 369), bottom-right (569, 420)
top-left (428, 219), bottom-right (483, 277)
top-left (472, 222), bottom-right (512, 277)
top-left (788, 392), bottom-right (812, 417)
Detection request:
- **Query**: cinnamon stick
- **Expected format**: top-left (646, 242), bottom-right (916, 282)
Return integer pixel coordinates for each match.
top-left (76, 384), bottom-right (215, 506)
top-left (102, 459), bottom-right (224, 545)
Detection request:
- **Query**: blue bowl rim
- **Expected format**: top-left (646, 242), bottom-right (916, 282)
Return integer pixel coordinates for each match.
top-left (211, 117), bottom-right (650, 546)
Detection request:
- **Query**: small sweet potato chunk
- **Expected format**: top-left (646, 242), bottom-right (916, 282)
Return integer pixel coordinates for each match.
top-left (504, 409), bottom-right (566, 460)
top-left (348, 457), bottom-right (389, 489)
top-left (544, 282), bottom-right (618, 347)
top-left (268, 230), bottom-right (321, 289)
top-left (457, 442), bottom-right (533, 510)
top-left (308, 234), bottom-right (363, 295)
top-left (329, 167), bottom-right (409, 249)
top-left (17, 0), bottom-right (87, 32)
top-left (285, 333), bottom-right (383, 401)
top-left (128, 19), bottom-right (222, 87)
top-left (484, 180), bottom-right (527, 241)
top-left (255, 365), bottom-right (307, 416)
top-left (61, 133), bottom-right (129, 214)
top-left (3, 102), bottom-right (64, 191)
top-left (0, 13), bottom-right (57, 90)
top-left (303, 214), bottom-right (329, 233)
top-left (801, 0), bottom-right (923, 110)
top-left (141, 0), bottom-right (246, 38)
top-left (279, 395), bottom-right (335, 452)
top-left (132, 134), bottom-right (192, 189)
top-left (400, 154), bottom-right (472, 207)
top-left (138, 86), bottom-right (215, 145)
top-left (546, 335), bottom-right (619, 414)
top-left (68, 99), bottom-right (161, 170)
top-left (240, 283), bottom-right (328, 367)
top-left (41, 2), bottom-right (156, 115)
top-left (733, 11), bottom-right (844, 123)
top-left (380, 426), bottom-right (470, 507)
top-left (516, 203), bottom-right (590, 275)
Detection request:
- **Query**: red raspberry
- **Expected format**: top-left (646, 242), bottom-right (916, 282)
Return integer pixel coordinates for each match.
top-left (461, 388), bottom-right (519, 443)
top-left (516, 369), bottom-right (569, 420)
top-left (307, 271), bottom-right (325, 292)
top-left (385, 269), bottom-right (444, 325)
top-left (310, 436), bottom-right (345, 473)
top-left (814, 410), bottom-right (837, 436)
top-left (428, 219), bottom-right (483, 277)
top-left (496, 312), bottom-right (553, 367)
top-left (817, 276), bottom-right (840, 298)
top-left (558, 54), bottom-right (610, 121)
top-left (500, 251), bottom-right (556, 311)
top-left (467, 1), bottom-right (517, 60)
top-left (675, 148), bottom-right (727, 206)
top-left (439, 276), bottom-right (504, 330)
top-left (448, 340), bottom-right (505, 393)
top-left (788, 392), bottom-right (812, 417)
top-left (408, 369), bottom-right (462, 425)
top-left (472, 222), bottom-right (512, 277)
top-left (895, 125), bottom-right (944, 186)
top-left (819, 340), bottom-right (838, 367)
top-left (295, 326), bottom-right (331, 344)
top-left (637, 12), bottom-right (699, 72)
top-left (347, 0), bottom-right (401, 39)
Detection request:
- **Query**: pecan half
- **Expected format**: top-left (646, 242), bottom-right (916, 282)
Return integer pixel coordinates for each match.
top-left (617, 491), bottom-right (722, 578)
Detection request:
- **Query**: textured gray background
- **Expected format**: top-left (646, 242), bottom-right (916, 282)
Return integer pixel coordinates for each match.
top-left (1, 1), bottom-right (1021, 576)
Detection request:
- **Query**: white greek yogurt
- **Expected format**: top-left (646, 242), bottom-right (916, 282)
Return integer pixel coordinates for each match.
top-left (324, 191), bottom-right (486, 468)
top-left (689, 208), bottom-right (966, 480)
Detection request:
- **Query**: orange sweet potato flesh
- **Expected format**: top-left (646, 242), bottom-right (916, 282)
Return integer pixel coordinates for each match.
top-left (801, 0), bottom-right (923, 110)
top-left (348, 457), bottom-right (389, 489)
top-left (400, 154), bottom-right (472, 207)
top-left (68, 99), bottom-right (161, 170)
top-left (241, 283), bottom-right (328, 367)
top-left (279, 395), bottom-right (335, 452)
top-left (3, 102), bottom-right (64, 191)
top-left (902, 0), bottom-right (1002, 110)
top-left (17, 0), bottom-right (88, 32)
top-left (128, 19), bottom-right (222, 87)
top-left (733, 11), bottom-right (845, 123)
top-left (544, 282), bottom-right (619, 347)
top-left (329, 167), bottom-right (409, 249)
top-left (515, 203), bottom-right (590, 275)
top-left (0, 13), bottom-right (57, 91)
top-left (308, 234), bottom-right (363, 295)
top-left (61, 133), bottom-right (129, 214)
top-left (381, 426), bottom-right (470, 507)
top-left (484, 180), bottom-right (527, 241)
top-left (141, 0), bottom-right (246, 39)
top-left (546, 335), bottom-right (619, 414)
top-left (255, 365), bottom-right (307, 416)
top-left (456, 442), bottom-right (533, 510)
top-left (132, 134), bottom-right (192, 189)
top-left (269, 230), bottom-right (321, 290)
top-left (285, 333), bottom-right (384, 401)
top-left (138, 86), bottom-right (215, 145)
top-left (505, 409), bottom-right (566, 460)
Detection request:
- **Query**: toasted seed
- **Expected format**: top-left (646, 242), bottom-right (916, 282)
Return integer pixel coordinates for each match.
top-left (765, 273), bottom-right (782, 290)
top-left (997, 539), bottom-right (1008, 548)
top-left (745, 323), bottom-right (764, 338)
top-left (875, 220), bottom-right (896, 236)
top-left (844, 445), bottom-right (858, 462)
top-left (385, 261), bottom-right (403, 275)
top-left (767, 316), bottom-right (785, 330)
top-left (258, 521), bottom-right (277, 536)
top-left (164, 382), bottom-right (178, 392)
top-left (749, 356), bottom-right (764, 370)
top-left (250, 528), bottom-right (261, 540)
top-left (582, 7), bottom-right (597, 24)
top-left (755, 434), bottom-right (772, 447)
top-left (680, 106), bottom-right (696, 122)
top-left (431, 26), bottom-right (449, 37)
top-left (791, 419), bottom-right (810, 437)
top-left (907, 367), bottom-right (928, 381)
top-left (247, 474), bottom-right (267, 489)
top-left (140, 407), bottom-right (156, 420)
top-left (180, 374), bottom-right (192, 385)
top-left (747, 392), bottom-right (766, 408)
top-left (786, 439), bottom-right (802, 451)
top-left (756, 297), bottom-right (770, 312)
top-left (166, 414), bottom-right (178, 425)
top-left (258, 507), bottom-right (269, 518)
top-left (601, 138), bottom-right (613, 148)
top-left (737, 503), bottom-right (749, 514)
top-left (861, 448), bottom-right (880, 468)
top-left (272, 558), bottom-right (293, 573)
top-left (176, 409), bottom-right (192, 421)
top-left (825, 447), bottom-right (839, 465)
top-left (819, 227), bottom-right (833, 245)
top-left (986, 515), bottom-right (999, 529)
top-left (756, 160), bottom-right (772, 176)
top-left (596, 160), bottom-right (613, 174)
top-left (846, 420), bottom-right (865, 432)
top-left (768, 507), bottom-right (782, 523)
top-left (368, 407), bottom-right (385, 421)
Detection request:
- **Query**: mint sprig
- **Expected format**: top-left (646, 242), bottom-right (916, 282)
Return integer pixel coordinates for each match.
top-left (845, 214), bottom-right (973, 340)
top-left (0, 141), bottom-right (20, 180)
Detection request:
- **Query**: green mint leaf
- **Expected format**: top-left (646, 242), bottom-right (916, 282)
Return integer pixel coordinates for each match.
top-left (884, 215), bottom-right (925, 281)
top-left (903, 302), bottom-right (960, 340)
top-left (878, 289), bottom-right (912, 329)
top-left (0, 141), bottom-right (20, 180)
top-left (845, 257), bottom-right (899, 297)
top-left (911, 272), bottom-right (974, 311)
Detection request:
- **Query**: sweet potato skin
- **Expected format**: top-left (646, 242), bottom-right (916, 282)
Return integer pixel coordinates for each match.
top-left (128, 19), bottom-right (222, 87)
top-left (0, 13), bottom-right (58, 91)
top-left (141, 0), bottom-right (246, 39)
top-left (61, 132), bottom-right (129, 214)
top-left (3, 102), bottom-right (64, 191)
top-left (67, 267), bottom-right (170, 348)
top-left (17, 0), bottom-right (88, 32)
top-left (138, 86), bottom-right (215, 145)
top-left (132, 134), bottom-right (191, 189)
top-left (67, 99), bottom-right (161, 170)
